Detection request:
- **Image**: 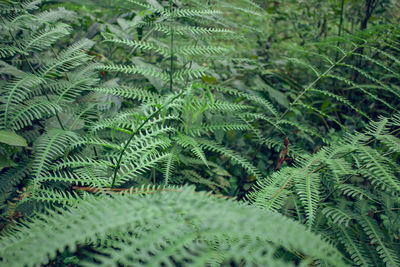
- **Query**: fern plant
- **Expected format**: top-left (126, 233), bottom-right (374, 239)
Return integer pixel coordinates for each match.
top-left (0, 186), bottom-right (347, 266)
top-left (1, 0), bottom-right (399, 266)
top-left (26, 0), bottom-right (270, 202)
top-left (247, 114), bottom-right (400, 266)
top-left (0, 0), bottom-right (102, 225)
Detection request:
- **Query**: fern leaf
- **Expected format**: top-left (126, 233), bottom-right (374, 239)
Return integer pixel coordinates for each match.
top-left (197, 139), bottom-right (263, 181)
top-left (334, 225), bottom-right (373, 266)
top-left (295, 173), bottom-right (320, 228)
top-left (0, 187), bottom-right (346, 266)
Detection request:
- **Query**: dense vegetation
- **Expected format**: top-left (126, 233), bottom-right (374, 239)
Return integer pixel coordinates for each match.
top-left (0, 0), bottom-right (399, 266)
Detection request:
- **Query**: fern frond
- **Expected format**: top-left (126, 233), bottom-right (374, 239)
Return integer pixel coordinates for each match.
top-left (101, 64), bottom-right (169, 81)
top-left (1, 73), bottom-right (44, 129)
top-left (322, 205), bottom-right (353, 226)
top-left (162, 9), bottom-right (222, 19)
top-left (0, 187), bottom-right (346, 267)
top-left (358, 209), bottom-right (400, 266)
top-left (197, 139), bottom-right (263, 180)
top-left (188, 122), bottom-right (250, 136)
top-left (29, 186), bottom-right (82, 206)
top-left (116, 152), bottom-right (170, 185)
top-left (8, 97), bottom-right (62, 130)
top-left (103, 38), bottom-right (169, 56)
top-left (334, 225), bottom-right (373, 267)
top-left (175, 134), bottom-right (208, 167)
top-left (89, 86), bottom-right (161, 103)
top-left (163, 147), bottom-right (180, 184)
top-left (337, 184), bottom-right (376, 201)
top-left (22, 23), bottom-right (70, 53)
top-left (154, 24), bottom-right (235, 36)
top-left (172, 67), bottom-right (208, 81)
top-left (0, 161), bottom-right (29, 195)
top-left (247, 168), bottom-right (295, 211)
top-left (356, 146), bottom-right (400, 193)
top-left (32, 129), bottom-right (80, 181)
top-left (211, 85), bottom-right (279, 117)
top-left (295, 173), bottom-right (320, 228)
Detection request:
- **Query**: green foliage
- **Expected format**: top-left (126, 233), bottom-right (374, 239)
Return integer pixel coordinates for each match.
top-left (0, 0), bottom-right (399, 266)
top-left (0, 186), bottom-right (346, 266)
top-left (248, 115), bottom-right (400, 266)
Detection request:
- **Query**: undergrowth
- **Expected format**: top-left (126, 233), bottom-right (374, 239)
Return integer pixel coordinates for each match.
top-left (0, 0), bottom-right (399, 266)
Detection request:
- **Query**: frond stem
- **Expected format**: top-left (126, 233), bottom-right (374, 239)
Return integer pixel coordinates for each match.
top-left (169, 1), bottom-right (174, 93)
top-left (279, 46), bottom-right (359, 120)
top-left (110, 92), bottom-right (183, 188)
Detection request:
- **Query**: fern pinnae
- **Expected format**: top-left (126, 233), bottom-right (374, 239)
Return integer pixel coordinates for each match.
top-left (324, 73), bottom-right (395, 111)
top-left (295, 172), bottom-right (320, 228)
top-left (197, 138), bottom-right (263, 181)
top-left (352, 52), bottom-right (399, 79)
top-left (247, 168), bottom-right (295, 211)
top-left (334, 225), bottom-right (373, 267)
top-left (1, 73), bottom-right (44, 128)
top-left (308, 88), bottom-right (370, 120)
top-left (89, 86), bottom-right (161, 103)
top-left (175, 134), bottom-right (208, 167)
top-left (162, 9), bottom-right (222, 19)
top-left (111, 92), bottom-right (183, 187)
top-left (32, 129), bottom-right (80, 183)
top-left (337, 62), bottom-right (400, 99)
top-left (22, 24), bottom-right (71, 53)
top-left (336, 184), bottom-right (376, 202)
top-left (126, 0), bottom-right (164, 11)
top-left (279, 44), bottom-right (359, 119)
top-left (358, 211), bottom-right (400, 266)
top-left (9, 98), bottom-right (62, 130)
top-left (356, 146), bottom-right (400, 193)
top-left (103, 37), bottom-right (169, 56)
top-left (322, 206), bottom-right (353, 227)
top-left (294, 101), bottom-right (346, 130)
top-left (188, 122), bottom-right (250, 136)
top-left (163, 147), bottom-right (180, 185)
top-left (101, 64), bottom-right (170, 82)
top-left (154, 23), bottom-right (235, 36)
top-left (210, 85), bottom-right (279, 117)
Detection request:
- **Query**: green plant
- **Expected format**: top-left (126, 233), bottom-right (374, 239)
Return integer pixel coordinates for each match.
top-left (0, 0), bottom-right (102, 227)
top-left (0, 0), bottom-right (399, 266)
top-left (247, 114), bottom-right (400, 266)
top-left (0, 186), bottom-right (346, 266)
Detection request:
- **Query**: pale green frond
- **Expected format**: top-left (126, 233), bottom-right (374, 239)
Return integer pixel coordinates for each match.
top-left (101, 64), bottom-right (169, 81)
top-left (115, 152), bottom-right (170, 185)
top-left (197, 139), bottom-right (263, 181)
top-left (356, 146), bottom-right (400, 193)
top-left (172, 67), bottom-right (208, 81)
top-left (89, 87), bottom-right (161, 103)
top-left (337, 184), bottom-right (376, 201)
top-left (32, 129), bottom-right (80, 182)
top-left (0, 187), bottom-right (346, 267)
top-left (295, 173), bottom-right (320, 228)
top-left (154, 24), bottom-right (235, 36)
top-left (0, 73), bottom-right (44, 129)
top-left (8, 97), bottom-right (62, 130)
top-left (175, 134), bottom-right (208, 167)
top-left (103, 38), bottom-right (169, 56)
top-left (22, 23), bottom-right (70, 53)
